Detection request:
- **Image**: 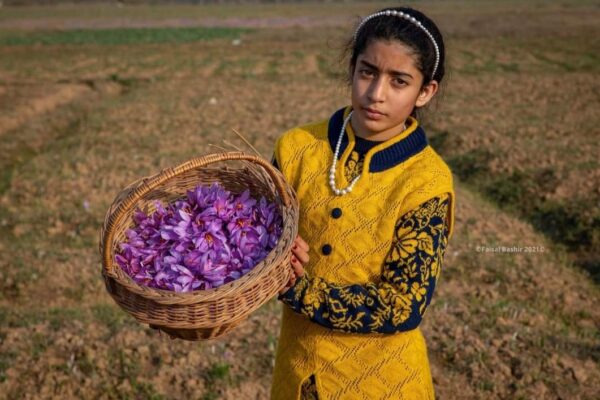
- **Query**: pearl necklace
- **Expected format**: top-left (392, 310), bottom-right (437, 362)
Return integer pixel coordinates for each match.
top-left (329, 110), bottom-right (406, 196)
top-left (329, 111), bottom-right (359, 196)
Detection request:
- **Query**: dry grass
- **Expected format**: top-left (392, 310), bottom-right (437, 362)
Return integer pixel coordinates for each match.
top-left (0, 1), bottom-right (598, 399)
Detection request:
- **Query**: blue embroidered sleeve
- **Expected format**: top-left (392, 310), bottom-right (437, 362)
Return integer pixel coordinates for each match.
top-left (278, 194), bottom-right (451, 334)
top-left (271, 153), bottom-right (280, 171)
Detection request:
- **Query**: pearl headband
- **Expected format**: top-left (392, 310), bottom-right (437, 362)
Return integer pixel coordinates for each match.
top-left (353, 9), bottom-right (440, 80)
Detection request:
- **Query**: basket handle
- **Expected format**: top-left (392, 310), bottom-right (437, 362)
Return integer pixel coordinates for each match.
top-left (100, 151), bottom-right (293, 278)
top-left (177, 152), bottom-right (292, 207)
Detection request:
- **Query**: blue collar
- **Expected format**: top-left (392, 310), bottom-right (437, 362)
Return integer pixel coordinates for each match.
top-left (353, 133), bottom-right (382, 155)
top-left (327, 106), bottom-right (429, 173)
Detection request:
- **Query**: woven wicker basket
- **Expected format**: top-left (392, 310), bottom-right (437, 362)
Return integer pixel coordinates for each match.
top-left (99, 151), bottom-right (299, 341)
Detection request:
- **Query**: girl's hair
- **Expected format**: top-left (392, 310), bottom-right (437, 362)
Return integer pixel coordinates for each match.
top-left (343, 6), bottom-right (446, 117)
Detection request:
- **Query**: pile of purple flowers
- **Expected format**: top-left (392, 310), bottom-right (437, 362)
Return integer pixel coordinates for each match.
top-left (115, 182), bottom-right (283, 292)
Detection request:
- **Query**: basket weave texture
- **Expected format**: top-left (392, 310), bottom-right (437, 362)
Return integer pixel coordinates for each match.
top-left (98, 151), bottom-right (299, 341)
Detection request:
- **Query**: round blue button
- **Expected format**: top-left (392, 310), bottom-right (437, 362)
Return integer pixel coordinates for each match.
top-left (322, 244), bottom-right (332, 255)
top-left (331, 208), bottom-right (342, 219)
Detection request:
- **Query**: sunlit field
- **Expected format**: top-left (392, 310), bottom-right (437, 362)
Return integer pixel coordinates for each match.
top-left (0, 1), bottom-right (599, 399)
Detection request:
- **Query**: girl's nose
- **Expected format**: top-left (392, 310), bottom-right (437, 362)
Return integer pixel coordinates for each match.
top-left (367, 77), bottom-right (386, 102)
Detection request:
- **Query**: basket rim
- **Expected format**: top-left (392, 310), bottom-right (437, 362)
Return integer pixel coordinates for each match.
top-left (99, 151), bottom-right (299, 305)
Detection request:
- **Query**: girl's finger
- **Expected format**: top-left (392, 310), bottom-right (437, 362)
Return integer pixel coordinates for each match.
top-left (294, 236), bottom-right (310, 252)
top-left (291, 257), bottom-right (300, 271)
top-left (297, 235), bottom-right (310, 251)
top-left (291, 248), bottom-right (310, 265)
top-left (291, 259), bottom-right (304, 277)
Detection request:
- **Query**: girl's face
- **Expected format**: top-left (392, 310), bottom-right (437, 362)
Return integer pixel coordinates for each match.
top-left (350, 39), bottom-right (438, 141)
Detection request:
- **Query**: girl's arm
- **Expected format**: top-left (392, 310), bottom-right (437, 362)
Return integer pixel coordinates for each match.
top-left (278, 194), bottom-right (451, 334)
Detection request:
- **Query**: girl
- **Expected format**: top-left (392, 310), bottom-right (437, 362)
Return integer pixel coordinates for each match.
top-left (270, 6), bottom-right (455, 399)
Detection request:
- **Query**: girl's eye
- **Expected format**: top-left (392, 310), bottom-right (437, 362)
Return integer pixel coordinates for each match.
top-left (360, 69), bottom-right (374, 77)
top-left (394, 78), bottom-right (407, 86)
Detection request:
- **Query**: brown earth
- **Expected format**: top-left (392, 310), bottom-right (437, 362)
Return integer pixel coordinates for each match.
top-left (0, 83), bottom-right (93, 136)
top-left (0, 1), bottom-right (599, 399)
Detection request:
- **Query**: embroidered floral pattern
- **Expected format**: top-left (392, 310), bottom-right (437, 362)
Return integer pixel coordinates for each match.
top-left (278, 194), bottom-right (450, 334)
top-left (300, 374), bottom-right (319, 400)
top-left (344, 150), bottom-right (365, 183)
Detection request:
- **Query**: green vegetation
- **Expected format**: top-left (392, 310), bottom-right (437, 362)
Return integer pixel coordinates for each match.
top-left (0, 306), bottom-right (85, 330)
top-left (91, 303), bottom-right (131, 335)
top-left (201, 362), bottom-right (233, 400)
top-left (448, 152), bottom-right (600, 281)
top-left (0, 27), bottom-right (250, 46)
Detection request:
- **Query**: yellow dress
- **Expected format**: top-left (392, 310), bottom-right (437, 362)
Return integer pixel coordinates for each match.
top-left (270, 106), bottom-right (455, 400)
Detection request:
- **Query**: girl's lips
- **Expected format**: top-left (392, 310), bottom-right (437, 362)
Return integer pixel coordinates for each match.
top-left (363, 107), bottom-right (385, 120)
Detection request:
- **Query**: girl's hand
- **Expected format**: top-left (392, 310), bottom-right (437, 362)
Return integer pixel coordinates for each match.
top-left (279, 235), bottom-right (310, 295)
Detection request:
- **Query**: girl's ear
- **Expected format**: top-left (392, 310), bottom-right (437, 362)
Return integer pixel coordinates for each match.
top-left (415, 80), bottom-right (439, 108)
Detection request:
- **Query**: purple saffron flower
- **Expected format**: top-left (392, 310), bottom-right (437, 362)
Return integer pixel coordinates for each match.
top-left (193, 219), bottom-right (227, 252)
top-left (231, 189), bottom-right (256, 216)
top-left (115, 182), bottom-right (283, 292)
top-left (174, 265), bottom-right (203, 292)
top-left (199, 192), bottom-right (234, 221)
